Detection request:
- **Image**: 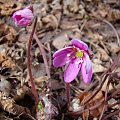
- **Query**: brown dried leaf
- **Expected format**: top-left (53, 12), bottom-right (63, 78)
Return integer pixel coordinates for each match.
top-left (34, 76), bottom-right (49, 93)
top-left (42, 14), bottom-right (59, 28)
top-left (97, 48), bottom-right (109, 61)
top-left (80, 91), bottom-right (104, 117)
top-left (92, 59), bottom-right (107, 73)
top-left (0, 92), bottom-right (30, 115)
top-left (108, 42), bottom-right (120, 54)
top-left (0, 53), bottom-right (16, 69)
top-left (52, 32), bottom-right (69, 49)
top-left (0, 75), bottom-right (11, 96)
top-left (0, 0), bottom-right (22, 16)
top-left (0, 20), bottom-right (17, 45)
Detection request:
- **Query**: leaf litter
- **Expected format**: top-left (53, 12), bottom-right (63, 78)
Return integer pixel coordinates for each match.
top-left (0, 0), bottom-right (120, 120)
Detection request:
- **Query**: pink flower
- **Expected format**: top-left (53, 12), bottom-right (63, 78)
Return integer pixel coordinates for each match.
top-left (53, 39), bottom-right (92, 83)
top-left (12, 7), bottom-right (34, 26)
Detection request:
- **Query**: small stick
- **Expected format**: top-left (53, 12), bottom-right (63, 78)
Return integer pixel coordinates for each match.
top-left (69, 88), bottom-right (120, 116)
top-left (102, 109), bottom-right (120, 120)
top-left (99, 77), bottom-right (111, 120)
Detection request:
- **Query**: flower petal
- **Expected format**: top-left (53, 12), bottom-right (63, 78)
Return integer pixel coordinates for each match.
top-left (53, 52), bottom-right (68, 67)
top-left (71, 39), bottom-right (88, 51)
top-left (64, 59), bottom-right (81, 83)
top-left (84, 52), bottom-right (92, 74)
top-left (12, 10), bottom-right (21, 18)
top-left (21, 8), bottom-right (33, 19)
top-left (81, 61), bottom-right (92, 84)
top-left (18, 18), bottom-right (31, 26)
top-left (12, 8), bottom-right (33, 26)
top-left (53, 46), bottom-right (73, 58)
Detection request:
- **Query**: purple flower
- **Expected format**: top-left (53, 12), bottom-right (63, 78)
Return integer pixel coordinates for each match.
top-left (12, 7), bottom-right (34, 26)
top-left (53, 39), bottom-right (92, 83)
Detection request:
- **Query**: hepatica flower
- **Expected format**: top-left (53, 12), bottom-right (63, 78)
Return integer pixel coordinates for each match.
top-left (12, 6), bottom-right (34, 26)
top-left (53, 39), bottom-right (92, 83)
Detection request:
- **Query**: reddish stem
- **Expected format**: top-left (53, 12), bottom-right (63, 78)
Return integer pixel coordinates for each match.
top-left (66, 83), bottom-right (70, 109)
top-left (33, 34), bottom-right (51, 78)
top-left (27, 17), bottom-right (39, 106)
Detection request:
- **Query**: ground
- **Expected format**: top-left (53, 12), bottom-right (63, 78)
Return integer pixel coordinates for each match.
top-left (0, 0), bottom-right (120, 120)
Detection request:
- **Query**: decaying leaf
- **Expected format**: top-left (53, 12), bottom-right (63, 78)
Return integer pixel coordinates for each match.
top-left (52, 32), bottom-right (69, 49)
top-left (0, 53), bottom-right (16, 69)
top-left (80, 91), bottom-right (104, 117)
top-left (92, 59), bottom-right (107, 73)
top-left (0, 91), bottom-right (30, 115)
top-left (42, 14), bottom-right (59, 28)
top-left (0, 75), bottom-right (11, 96)
top-left (34, 76), bottom-right (49, 94)
top-left (97, 48), bottom-right (109, 62)
top-left (0, 0), bottom-right (22, 16)
top-left (0, 20), bottom-right (17, 46)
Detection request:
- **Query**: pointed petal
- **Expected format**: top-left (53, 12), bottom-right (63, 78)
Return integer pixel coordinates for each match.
top-left (81, 61), bottom-right (92, 84)
top-left (84, 52), bottom-right (92, 74)
top-left (53, 52), bottom-right (68, 67)
top-left (64, 59), bottom-right (81, 83)
top-left (53, 46), bottom-right (73, 58)
top-left (71, 39), bottom-right (88, 51)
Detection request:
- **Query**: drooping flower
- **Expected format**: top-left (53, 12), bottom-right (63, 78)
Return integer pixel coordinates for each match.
top-left (53, 39), bottom-right (92, 83)
top-left (12, 6), bottom-right (34, 26)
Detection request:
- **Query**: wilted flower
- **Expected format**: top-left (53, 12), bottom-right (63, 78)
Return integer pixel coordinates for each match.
top-left (53, 39), bottom-right (92, 83)
top-left (12, 6), bottom-right (34, 26)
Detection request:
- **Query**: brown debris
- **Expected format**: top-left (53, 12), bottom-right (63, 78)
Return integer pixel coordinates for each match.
top-left (0, 20), bottom-right (17, 46)
top-left (0, 91), bottom-right (30, 115)
top-left (0, 0), bottom-right (22, 16)
top-left (0, 53), bottom-right (16, 69)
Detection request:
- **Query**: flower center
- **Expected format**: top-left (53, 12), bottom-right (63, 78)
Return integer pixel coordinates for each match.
top-left (75, 51), bottom-right (84, 58)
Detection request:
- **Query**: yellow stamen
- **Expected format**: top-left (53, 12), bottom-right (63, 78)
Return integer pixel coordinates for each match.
top-left (75, 51), bottom-right (84, 58)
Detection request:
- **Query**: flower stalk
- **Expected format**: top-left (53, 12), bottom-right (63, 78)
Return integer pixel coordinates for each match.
top-left (66, 83), bottom-right (70, 108)
top-left (27, 17), bottom-right (39, 106)
top-left (33, 34), bottom-right (51, 78)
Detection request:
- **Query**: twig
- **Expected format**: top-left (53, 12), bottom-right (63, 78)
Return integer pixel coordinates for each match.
top-left (69, 88), bottom-right (120, 116)
top-left (82, 55), bottom-right (119, 105)
top-left (82, 74), bottom-right (108, 105)
top-left (102, 19), bottom-right (120, 46)
top-left (108, 100), bottom-right (120, 108)
top-left (27, 17), bottom-right (39, 106)
top-left (99, 77), bottom-right (111, 120)
top-left (91, 15), bottom-right (120, 46)
top-left (102, 109), bottom-right (120, 120)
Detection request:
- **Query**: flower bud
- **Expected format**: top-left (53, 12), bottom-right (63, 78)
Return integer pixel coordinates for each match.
top-left (12, 5), bottom-right (34, 26)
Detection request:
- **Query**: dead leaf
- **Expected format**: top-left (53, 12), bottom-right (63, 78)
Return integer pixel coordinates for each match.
top-left (0, 75), bottom-right (11, 96)
top-left (0, 20), bottom-right (17, 46)
top-left (0, 0), bottom-right (22, 16)
top-left (92, 59), bottom-right (107, 73)
top-left (52, 32), bottom-right (69, 49)
top-left (0, 91), bottom-right (31, 115)
top-left (0, 53), bottom-right (16, 69)
top-left (79, 90), bottom-right (105, 117)
top-left (98, 48), bottom-right (109, 61)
